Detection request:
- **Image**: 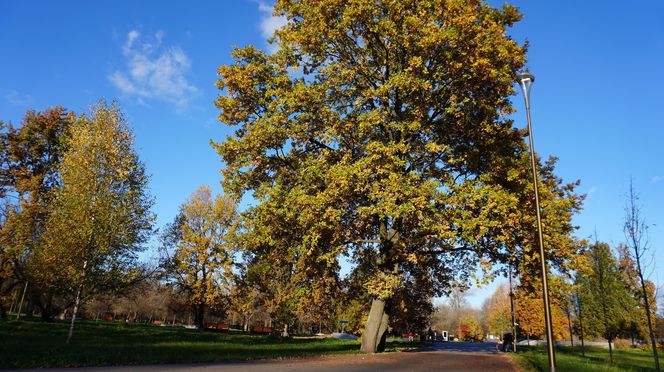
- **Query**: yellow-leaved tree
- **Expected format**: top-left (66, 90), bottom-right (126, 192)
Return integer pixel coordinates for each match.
top-left (161, 185), bottom-right (237, 329)
top-left (458, 313), bottom-right (483, 342)
top-left (33, 101), bottom-right (154, 343)
top-left (214, 0), bottom-right (583, 353)
top-left (516, 276), bottom-right (570, 342)
top-left (485, 283), bottom-right (512, 336)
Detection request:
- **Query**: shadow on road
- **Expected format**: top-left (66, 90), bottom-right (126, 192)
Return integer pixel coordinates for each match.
top-left (408, 341), bottom-right (501, 353)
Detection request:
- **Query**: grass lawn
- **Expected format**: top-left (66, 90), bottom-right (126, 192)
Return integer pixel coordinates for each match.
top-left (511, 345), bottom-right (659, 371)
top-left (0, 318), bottom-right (417, 368)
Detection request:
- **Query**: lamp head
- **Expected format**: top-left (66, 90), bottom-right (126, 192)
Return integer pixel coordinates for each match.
top-left (518, 71), bottom-right (535, 84)
top-left (517, 71), bottom-right (535, 99)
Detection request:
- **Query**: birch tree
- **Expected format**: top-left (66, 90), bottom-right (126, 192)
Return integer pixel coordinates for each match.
top-left (35, 101), bottom-right (153, 343)
top-left (624, 181), bottom-right (660, 370)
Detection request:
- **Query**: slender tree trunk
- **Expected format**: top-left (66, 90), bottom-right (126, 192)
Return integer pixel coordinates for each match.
top-left (577, 295), bottom-right (585, 356)
top-left (67, 260), bottom-right (87, 344)
top-left (626, 181), bottom-right (660, 370)
top-left (566, 304), bottom-right (574, 350)
top-left (508, 263), bottom-right (517, 352)
top-left (8, 290), bottom-right (17, 314)
top-left (16, 281), bottom-right (28, 320)
top-left (638, 270), bottom-right (660, 370)
top-left (67, 289), bottom-right (83, 343)
top-left (602, 304), bottom-right (613, 364)
top-left (608, 336), bottom-right (614, 364)
top-left (360, 298), bottom-right (386, 353)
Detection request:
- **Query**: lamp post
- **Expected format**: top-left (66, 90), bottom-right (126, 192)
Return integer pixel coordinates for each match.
top-left (508, 262), bottom-right (517, 352)
top-left (518, 71), bottom-right (556, 371)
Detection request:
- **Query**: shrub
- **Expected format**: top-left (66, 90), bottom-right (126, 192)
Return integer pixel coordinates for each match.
top-left (613, 338), bottom-right (634, 349)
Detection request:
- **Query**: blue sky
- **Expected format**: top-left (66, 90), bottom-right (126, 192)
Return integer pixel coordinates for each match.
top-left (1, 1), bottom-right (663, 308)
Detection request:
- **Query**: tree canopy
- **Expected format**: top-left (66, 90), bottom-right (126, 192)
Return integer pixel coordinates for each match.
top-left (214, 0), bottom-right (582, 352)
top-left (161, 185), bottom-right (237, 329)
top-left (0, 108), bottom-right (74, 319)
top-left (576, 241), bottom-right (632, 363)
top-left (34, 101), bottom-right (154, 302)
top-left (0, 102), bottom-right (154, 341)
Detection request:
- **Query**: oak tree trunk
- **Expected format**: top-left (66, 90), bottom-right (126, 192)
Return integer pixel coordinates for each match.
top-left (360, 298), bottom-right (387, 353)
top-left (39, 296), bottom-right (54, 322)
top-left (195, 304), bottom-right (205, 329)
top-left (376, 311), bottom-right (389, 352)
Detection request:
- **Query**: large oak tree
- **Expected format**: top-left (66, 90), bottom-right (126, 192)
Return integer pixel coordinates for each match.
top-left (214, 0), bottom-right (581, 352)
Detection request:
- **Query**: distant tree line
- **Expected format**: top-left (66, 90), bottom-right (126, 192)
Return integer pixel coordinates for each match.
top-left (429, 238), bottom-right (661, 365)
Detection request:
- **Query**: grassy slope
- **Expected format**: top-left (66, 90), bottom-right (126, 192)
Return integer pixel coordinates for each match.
top-left (511, 345), bottom-right (658, 372)
top-left (0, 319), bottom-right (384, 368)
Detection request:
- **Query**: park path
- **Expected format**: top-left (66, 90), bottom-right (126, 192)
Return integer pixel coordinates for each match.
top-left (24, 342), bottom-right (519, 372)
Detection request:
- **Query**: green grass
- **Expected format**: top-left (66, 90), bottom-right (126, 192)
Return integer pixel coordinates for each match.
top-left (511, 345), bottom-right (660, 372)
top-left (0, 318), bottom-right (415, 368)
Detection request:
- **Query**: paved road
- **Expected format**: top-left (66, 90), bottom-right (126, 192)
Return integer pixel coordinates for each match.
top-left (417, 340), bottom-right (501, 353)
top-left (25, 342), bottom-right (517, 372)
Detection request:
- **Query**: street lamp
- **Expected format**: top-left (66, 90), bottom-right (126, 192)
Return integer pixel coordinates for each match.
top-left (508, 262), bottom-right (517, 352)
top-left (518, 71), bottom-right (556, 371)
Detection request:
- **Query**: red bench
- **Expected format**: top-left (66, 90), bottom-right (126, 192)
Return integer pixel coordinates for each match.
top-left (251, 325), bottom-right (272, 334)
top-left (205, 322), bottom-right (230, 331)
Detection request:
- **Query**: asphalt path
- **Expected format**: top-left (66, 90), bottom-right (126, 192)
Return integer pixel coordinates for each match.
top-left (23, 342), bottom-right (518, 372)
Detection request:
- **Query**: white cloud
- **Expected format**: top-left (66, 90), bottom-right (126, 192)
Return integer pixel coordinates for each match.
top-left (125, 30), bottom-right (139, 51)
top-left (4, 90), bottom-right (34, 107)
top-left (109, 30), bottom-right (197, 110)
top-left (652, 176), bottom-right (664, 184)
top-left (255, 1), bottom-right (287, 53)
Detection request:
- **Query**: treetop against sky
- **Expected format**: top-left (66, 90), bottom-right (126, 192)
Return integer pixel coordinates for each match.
top-left (1, 0), bottom-right (663, 307)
